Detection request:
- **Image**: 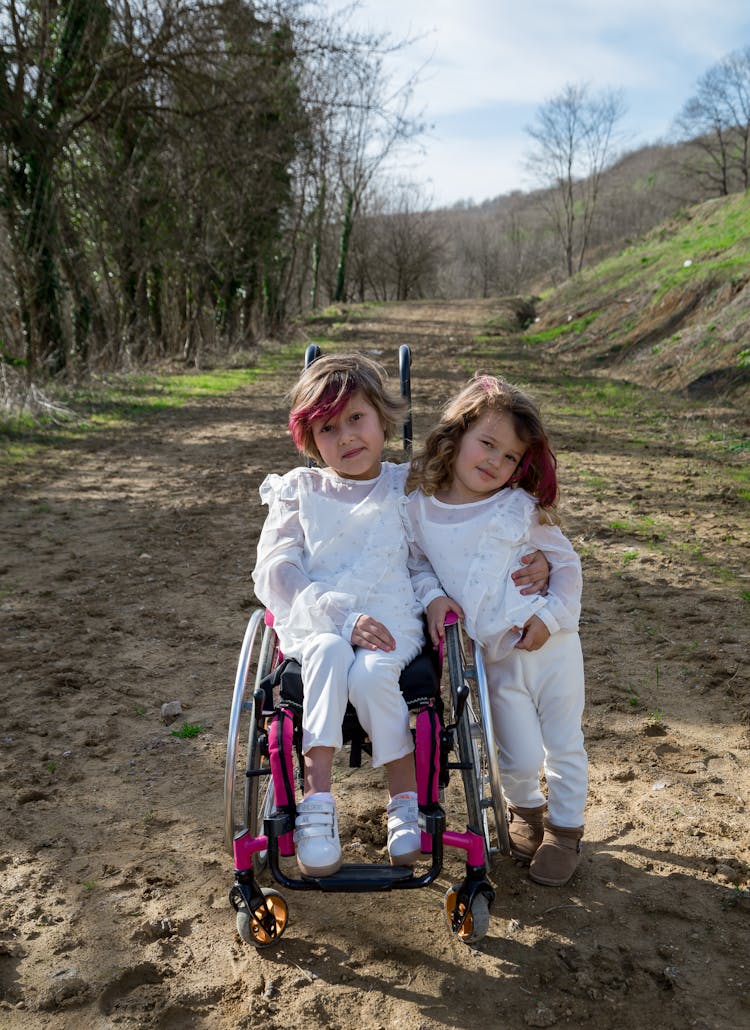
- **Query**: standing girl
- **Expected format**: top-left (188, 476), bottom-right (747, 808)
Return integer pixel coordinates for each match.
top-left (404, 375), bottom-right (587, 887)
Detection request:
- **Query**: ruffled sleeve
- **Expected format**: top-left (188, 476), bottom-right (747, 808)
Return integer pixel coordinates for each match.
top-left (252, 470), bottom-right (361, 648)
top-left (487, 488), bottom-right (539, 543)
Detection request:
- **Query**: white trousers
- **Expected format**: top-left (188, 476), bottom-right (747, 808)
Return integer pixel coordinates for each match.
top-left (299, 633), bottom-right (419, 768)
top-left (485, 630), bottom-right (587, 828)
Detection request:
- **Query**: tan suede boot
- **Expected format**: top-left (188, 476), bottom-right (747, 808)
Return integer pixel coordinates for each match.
top-left (507, 804), bottom-right (546, 863)
top-left (529, 821), bottom-right (584, 886)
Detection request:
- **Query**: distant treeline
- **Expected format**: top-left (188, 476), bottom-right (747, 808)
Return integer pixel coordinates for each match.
top-left (1, 3), bottom-right (748, 380)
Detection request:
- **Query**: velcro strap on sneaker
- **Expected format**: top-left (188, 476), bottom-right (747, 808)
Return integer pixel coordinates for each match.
top-left (388, 804), bottom-right (418, 833)
top-left (294, 806), bottom-right (336, 839)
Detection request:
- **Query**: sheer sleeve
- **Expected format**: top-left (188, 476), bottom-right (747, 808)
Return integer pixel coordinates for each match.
top-left (400, 494), bottom-right (446, 611)
top-left (406, 536), bottom-right (448, 611)
top-left (251, 475), bottom-right (361, 642)
top-left (525, 518), bottom-right (582, 634)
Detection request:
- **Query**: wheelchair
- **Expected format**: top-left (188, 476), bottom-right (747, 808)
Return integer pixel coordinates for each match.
top-left (223, 346), bottom-right (510, 948)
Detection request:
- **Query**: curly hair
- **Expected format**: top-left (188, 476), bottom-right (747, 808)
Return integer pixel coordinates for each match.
top-left (407, 374), bottom-right (558, 509)
top-left (287, 352), bottom-right (408, 464)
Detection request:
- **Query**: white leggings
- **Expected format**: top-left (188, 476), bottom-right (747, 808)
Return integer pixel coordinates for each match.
top-left (299, 633), bottom-right (419, 768)
top-left (485, 631), bottom-right (587, 828)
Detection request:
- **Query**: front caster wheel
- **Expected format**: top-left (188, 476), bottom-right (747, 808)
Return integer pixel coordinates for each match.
top-left (236, 888), bottom-right (289, 948)
top-left (444, 883), bottom-right (491, 944)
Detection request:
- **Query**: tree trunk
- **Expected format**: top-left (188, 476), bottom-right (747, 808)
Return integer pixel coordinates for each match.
top-left (334, 188), bottom-right (354, 303)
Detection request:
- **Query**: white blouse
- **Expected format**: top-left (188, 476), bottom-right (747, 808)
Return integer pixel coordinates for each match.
top-left (402, 487), bottom-right (582, 662)
top-left (252, 462), bottom-right (431, 660)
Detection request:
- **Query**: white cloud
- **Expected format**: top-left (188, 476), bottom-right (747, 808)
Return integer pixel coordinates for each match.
top-left (329, 0), bottom-right (750, 110)
top-left (321, 0), bottom-right (750, 202)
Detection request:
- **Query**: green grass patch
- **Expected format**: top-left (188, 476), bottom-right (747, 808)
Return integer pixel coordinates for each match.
top-left (702, 430), bottom-right (750, 452)
top-left (310, 305), bottom-right (345, 319)
top-left (1, 341), bottom-right (307, 465)
top-left (724, 465), bottom-right (750, 501)
top-left (305, 301), bottom-right (387, 323)
top-left (171, 723), bottom-right (203, 739)
top-left (524, 312), bottom-right (599, 345)
top-left (609, 515), bottom-right (657, 535)
top-left (574, 468), bottom-right (609, 491)
top-left (673, 540), bottom-right (706, 560)
top-left (546, 375), bottom-right (648, 422)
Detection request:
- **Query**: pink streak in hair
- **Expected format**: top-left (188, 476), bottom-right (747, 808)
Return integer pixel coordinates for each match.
top-left (511, 445), bottom-right (558, 507)
top-left (535, 448), bottom-right (558, 508)
top-left (288, 385), bottom-right (351, 452)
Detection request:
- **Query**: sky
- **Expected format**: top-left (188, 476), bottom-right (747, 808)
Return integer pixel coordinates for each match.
top-left (322, 0), bottom-right (750, 207)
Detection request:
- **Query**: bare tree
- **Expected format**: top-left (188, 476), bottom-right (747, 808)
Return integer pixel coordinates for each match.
top-left (348, 181), bottom-right (442, 301)
top-left (674, 46), bottom-right (750, 195)
top-left (525, 81), bottom-right (625, 277)
top-left (457, 214), bottom-right (503, 298)
top-left (331, 50), bottom-right (424, 302)
top-left (256, 7), bottom-right (426, 316)
top-left (297, 17), bottom-right (425, 305)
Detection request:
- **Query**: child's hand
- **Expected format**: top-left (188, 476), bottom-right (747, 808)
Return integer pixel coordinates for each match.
top-left (512, 550), bottom-right (550, 595)
top-left (352, 614), bottom-right (396, 651)
top-left (426, 595), bottom-right (465, 647)
top-left (513, 614), bottom-right (550, 651)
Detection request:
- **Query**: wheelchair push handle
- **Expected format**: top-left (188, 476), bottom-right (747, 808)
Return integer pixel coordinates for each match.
top-left (399, 344), bottom-right (413, 456)
top-left (304, 343), bottom-right (321, 369)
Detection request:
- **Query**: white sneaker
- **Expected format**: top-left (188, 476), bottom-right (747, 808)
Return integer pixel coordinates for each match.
top-left (387, 792), bottom-right (421, 866)
top-left (294, 793), bottom-right (342, 877)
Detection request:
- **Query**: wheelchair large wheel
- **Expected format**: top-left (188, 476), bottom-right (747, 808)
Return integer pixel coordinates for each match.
top-left (445, 621), bottom-right (509, 862)
top-left (224, 608), bottom-right (277, 860)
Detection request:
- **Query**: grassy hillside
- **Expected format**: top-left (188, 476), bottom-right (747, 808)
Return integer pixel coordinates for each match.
top-left (526, 193), bottom-right (750, 402)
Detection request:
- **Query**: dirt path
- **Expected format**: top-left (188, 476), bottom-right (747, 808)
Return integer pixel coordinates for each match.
top-left (1, 299), bottom-right (748, 1030)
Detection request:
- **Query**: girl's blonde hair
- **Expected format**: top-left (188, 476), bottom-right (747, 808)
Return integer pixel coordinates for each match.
top-left (407, 374), bottom-right (558, 509)
top-left (287, 352), bottom-right (407, 464)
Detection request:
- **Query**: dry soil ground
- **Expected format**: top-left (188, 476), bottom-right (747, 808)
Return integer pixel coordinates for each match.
top-left (1, 299), bottom-right (749, 1030)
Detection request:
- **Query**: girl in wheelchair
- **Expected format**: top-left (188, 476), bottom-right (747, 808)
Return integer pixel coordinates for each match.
top-left (252, 353), bottom-right (453, 876)
top-left (252, 354), bottom-right (547, 879)
top-left (404, 374), bottom-right (587, 887)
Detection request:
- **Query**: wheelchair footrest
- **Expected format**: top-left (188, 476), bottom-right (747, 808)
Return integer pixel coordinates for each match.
top-left (300, 863), bottom-right (417, 892)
